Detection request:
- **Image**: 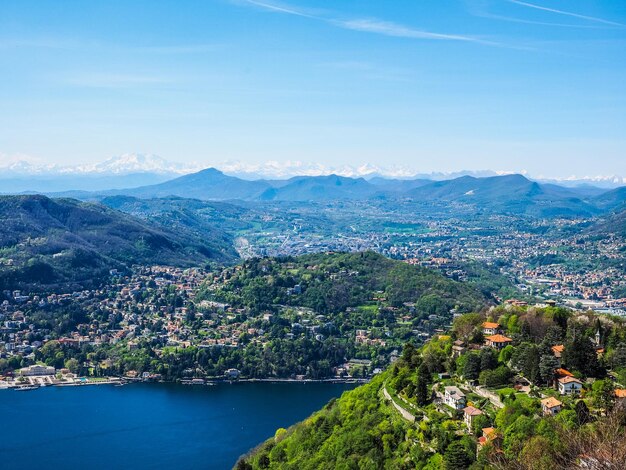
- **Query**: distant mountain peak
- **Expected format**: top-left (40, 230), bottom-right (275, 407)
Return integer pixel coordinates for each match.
top-left (0, 153), bottom-right (201, 177)
top-left (73, 153), bottom-right (201, 175)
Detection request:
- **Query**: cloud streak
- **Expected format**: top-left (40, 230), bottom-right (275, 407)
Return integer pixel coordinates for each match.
top-left (241, 0), bottom-right (320, 19)
top-left (64, 73), bottom-right (173, 89)
top-left (241, 0), bottom-right (501, 46)
top-left (335, 19), bottom-right (480, 43)
top-left (507, 0), bottom-right (625, 27)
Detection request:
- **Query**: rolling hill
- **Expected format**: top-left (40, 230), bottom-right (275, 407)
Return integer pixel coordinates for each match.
top-left (406, 174), bottom-right (600, 217)
top-left (121, 168), bottom-right (271, 200)
top-left (99, 195), bottom-right (251, 241)
top-left (588, 207), bottom-right (626, 237)
top-left (0, 195), bottom-right (238, 291)
top-left (258, 175), bottom-right (378, 201)
top-left (592, 186), bottom-right (626, 212)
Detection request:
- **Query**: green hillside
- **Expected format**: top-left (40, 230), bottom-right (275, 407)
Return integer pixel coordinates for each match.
top-left (0, 195), bottom-right (238, 291)
top-left (238, 305), bottom-right (626, 469)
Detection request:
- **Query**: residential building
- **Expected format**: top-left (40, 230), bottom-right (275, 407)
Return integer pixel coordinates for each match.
top-left (18, 364), bottom-right (55, 376)
top-left (540, 397), bottom-right (562, 415)
top-left (482, 322), bottom-right (500, 336)
top-left (484, 334), bottom-right (513, 350)
top-left (443, 386), bottom-right (466, 410)
top-left (463, 405), bottom-right (483, 431)
top-left (557, 376), bottom-right (583, 396)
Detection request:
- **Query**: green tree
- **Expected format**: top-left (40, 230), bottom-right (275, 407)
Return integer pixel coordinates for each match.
top-left (444, 441), bottom-right (472, 469)
top-left (64, 358), bottom-right (80, 374)
top-left (592, 378), bottom-right (615, 412)
top-left (463, 353), bottom-right (481, 380)
top-left (563, 335), bottom-right (600, 377)
top-left (539, 354), bottom-right (559, 386)
top-left (415, 365), bottom-right (430, 406)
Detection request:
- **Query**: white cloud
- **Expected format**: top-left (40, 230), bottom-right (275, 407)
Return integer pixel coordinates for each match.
top-left (335, 18), bottom-right (479, 43)
top-left (64, 73), bottom-right (172, 88)
top-left (507, 0), bottom-right (625, 27)
top-left (239, 0), bottom-right (502, 47)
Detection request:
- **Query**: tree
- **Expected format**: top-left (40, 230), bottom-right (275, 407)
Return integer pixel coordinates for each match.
top-left (415, 372), bottom-right (430, 406)
top-left (479, 366), bottom-right (512, 388)
top-left (463, 354), bottom-right (481, 380)
top-left (562, 335), bottom-right (600, 377)
top-left (471, 414), bottom-right (491, 436)
top-left (64, 358), bottom-right (80, 374)
top-left (498, 345), bottom-right (514, 364)
top-left (511, 343), bottom-right (540, 383)
top-left (479, 348), bottom-right (497, 371)
top-left (592, 378), bottom-right (615, 412)
top-left (612, 343), bottom-right (626, 369)
top-left (444, 441), bottom-right (472, 469)
top-left (452, 313), bottom-right (482, 342)
top-left (539, 354), bottom-right (559, 386)
top-left (575, 400), bottom-right (592, 426)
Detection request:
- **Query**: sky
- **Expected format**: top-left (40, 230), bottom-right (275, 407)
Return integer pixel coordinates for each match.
top-left (1, 0), bottom-right (625, 177)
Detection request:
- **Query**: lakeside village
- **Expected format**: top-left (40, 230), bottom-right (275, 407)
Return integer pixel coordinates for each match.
top-left (1, 264), bottom-right (385, 391)
top-left (2, 256), bottom-right (622, 393)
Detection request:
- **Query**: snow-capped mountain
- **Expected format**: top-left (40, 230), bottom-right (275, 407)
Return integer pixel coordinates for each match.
top-left (73, 153), bottom-right (201, 175)
top-left (0, 153), bottom-right (200, 176)
top-left (1, 153), bottom-right (625, 189)
top-left (217, 160), bottom-right (418, 180)
top-left (536, 175), bottom-right (626, 189)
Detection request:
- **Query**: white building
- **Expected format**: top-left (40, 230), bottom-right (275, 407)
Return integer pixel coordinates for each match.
top-left (19, 364), bottom-right (56, 376)
top-left (558, 376), bottom-right (583, 396)
top-left (443, 386), bottom-right (466, 410)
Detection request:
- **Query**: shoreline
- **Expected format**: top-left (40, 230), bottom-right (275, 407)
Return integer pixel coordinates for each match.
top-left (1, 376), bottom-right (369, 391)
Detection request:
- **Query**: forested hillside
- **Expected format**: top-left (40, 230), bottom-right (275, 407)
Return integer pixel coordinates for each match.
top-left (203, 251), bottom-right (488, 316)
top-left (239, 305), bottom-right (626, 469)
top-left (0, 195), bottom-right (237, 291)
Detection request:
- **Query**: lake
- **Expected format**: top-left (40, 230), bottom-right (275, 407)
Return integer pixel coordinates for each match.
top-left (0, 382), bottom-right (357, 469)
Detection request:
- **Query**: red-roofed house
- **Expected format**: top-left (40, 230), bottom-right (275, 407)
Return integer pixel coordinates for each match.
top-left (463, 406), bottom-right (484, 431)
top-left (477, 427), bottom-right (498, 451)
top-left (482, 322), bottom-right (501, 336)
top-left (484, 334), bottom-right (513, 350)
top-left (551, 345), bottom-right (564, 359)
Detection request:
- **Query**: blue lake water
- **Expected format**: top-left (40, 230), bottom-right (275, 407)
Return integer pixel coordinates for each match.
top-left (0, 382), bottom-right (357, 469)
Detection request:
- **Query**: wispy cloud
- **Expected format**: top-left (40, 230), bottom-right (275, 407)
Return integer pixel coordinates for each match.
top-left (468, 7), bottom-right (609, 30)
top-left (0, 37), bottom-right (81, 50)
top-left (241, 0), bottom-right (320, 19)
top-left (64, 73), bottom-right (173, 89)
top-left (506, 0), bottom-right (625, 27)
top-left (127, 44), bottom-right (220, 54)
top-left (239, 0), bottom-right (503, 46)
top-left (0, 36), bottom-right (221, 55)
top-left (335, 19), bottom-right (481, 43)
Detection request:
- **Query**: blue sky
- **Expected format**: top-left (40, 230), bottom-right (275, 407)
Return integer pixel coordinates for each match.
top-left (1, 0), bottom-right (625, 176)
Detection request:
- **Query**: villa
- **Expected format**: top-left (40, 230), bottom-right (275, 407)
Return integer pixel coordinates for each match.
top-left (541, 397), bottom-right (563, 416)
top-left (484, 334), bottom-right (513, 350)
top-left (463, 405), bottom-right (483, 431)
top-left (557, 376), bottom-right (583, 396)
top-left (443, 386), bottom-right (466, 410)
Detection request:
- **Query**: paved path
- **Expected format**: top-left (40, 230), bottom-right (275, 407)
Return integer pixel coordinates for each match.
top-left (383, 386), bottom-right (416, 422)
top-left (468, 384), bottom-right (504, 409)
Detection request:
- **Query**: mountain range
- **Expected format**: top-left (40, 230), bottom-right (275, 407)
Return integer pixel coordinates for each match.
top-left (4, 154), bottom-right (626, 190)
top-left (39, 168), bottom-right (626, 218)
